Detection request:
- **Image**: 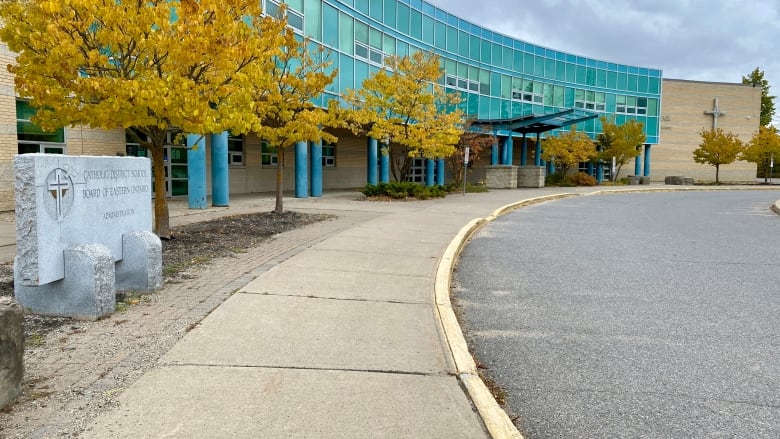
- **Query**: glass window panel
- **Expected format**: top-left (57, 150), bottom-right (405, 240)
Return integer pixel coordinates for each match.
top-left (303, 0), bottom-right (321, 40)
top-left (481, 39), bottom-right (491, 63)
top-left (491, 43), bottom-right (501, 67)
top-left (469, 65), bottom-right (479, 81)
top-left (544, 58), bottom-right (555, 79)
top-left (369, 28), bottom-right (382, 49)
top-left (355, 59), bottom-right (369, 87)
top-left (457, 62), bottom-right (467, 78)
top-left (565, 63), bottom-right (575, 83)
top-left (322, 3), bottom-right (338, 48)
top-left (355, 42), bottom-right (369, 59)
top-left (397, 3), bottom-right (410, 34)
top-left (421, 14), bottom-right (433, 41)
top-left (607, 70), bottom-right (617, 89)
top-left (626, 74), bottom-right (638, 92)
top-left (286, 0), bottom-right (303, 11)
top-left (637, 75), bottom-right (648, 93)
top-left (616, 94), bottom-right (626, 104)
top-left (383, 0), bottom-right (396, 27)
top-left (355, 21), bottom-right (368, 44)
top-left (383, 34), bottom-right (395, 54)
top-left (355, 1), bottom-right (369, 15)
top-left (647, 98), bottom-right (658, 116)
top-left (627, 96), bottom-right (637, 106)
top-left (648, 77), bottom-right (660, 94)
top-left (523, 52), bottom-right (534, 74)
top-left (369, 0), bottom-right (382, 21)
top-left (501, 75), bottom-right (511, 98)
top-left (434, 21), bottom-right (446, 48)
top-left (490, 72), bottom-right (501, 96)
top-left (446, 25), bottom-right (458, 52)
top-left (339, 53), bottom-right (354, 94)
top-left (513, 50), bottom-right (523, 72)
top-left (645, 116), bottom-right (658, 136)
top-left (409, 9), bottom-right (422, 39)
top-left (459, 31), bottom-right (470, 58)
top-left (553, 86), bottom-right (564, 107)
top-left (555, 61), bottom-right (565, 81)
top-left (617, 72), bottom-right (627, 90)
top-left (339, 13), bottom-right (353, 54)
top-left (369, 49), bottom-right (383, 64)
top-left (287, 12), bottom-right (304, 31)
top-left (586, 68), bottom-right (596, 86)
top-left (543, 83), bottom-right (553, 105)
top-left (563, 87), bottom-right (575, 107)
top-left (396, 40), bottom-right (408, 57)
top-left (532, 81), bottom-right (542, 94)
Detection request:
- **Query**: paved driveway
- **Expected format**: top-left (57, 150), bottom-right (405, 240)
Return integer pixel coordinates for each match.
top-left (454, 190), bottom-right (780, 438)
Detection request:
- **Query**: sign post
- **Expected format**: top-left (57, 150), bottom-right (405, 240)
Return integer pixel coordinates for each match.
top-left (463, 147), bottom-right (470, 195)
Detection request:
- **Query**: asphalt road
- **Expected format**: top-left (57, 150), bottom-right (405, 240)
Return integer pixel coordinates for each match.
top-left (453, 190), bottom-right (780, 439)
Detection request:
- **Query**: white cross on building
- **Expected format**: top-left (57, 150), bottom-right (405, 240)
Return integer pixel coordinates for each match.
top-left (704, 97), bottom-right (726, 130)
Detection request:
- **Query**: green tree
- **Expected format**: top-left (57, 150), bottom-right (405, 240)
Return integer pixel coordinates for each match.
top-left (742, 67), bottom-right (776, 127)
top-left (341, 51), bottom-right (463, 181)
top-left (742, 126), bottom-right (780, 182)
top-left (541, 126), bottom-right (596, 178)
top-left (693, 128), bottom-right (745, 183)
top-left (0, 0), bottom-right (285, 237)
top-left (596, 117), bottom-right (646, 182)
top-left (246, 5), bottom-right (338, 214)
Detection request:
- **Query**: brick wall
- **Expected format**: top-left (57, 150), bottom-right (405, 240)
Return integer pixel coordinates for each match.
top-left (655, 79), bottom-right (760, 182)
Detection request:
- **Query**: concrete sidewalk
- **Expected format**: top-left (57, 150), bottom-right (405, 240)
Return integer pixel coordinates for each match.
top-left (6, 185), bottom-right (779, 438)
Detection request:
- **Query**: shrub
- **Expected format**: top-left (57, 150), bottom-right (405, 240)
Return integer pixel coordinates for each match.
top-left (569, 172), bottom-right (597, 186)
top-left (361, 182), bottom-right (447, 200)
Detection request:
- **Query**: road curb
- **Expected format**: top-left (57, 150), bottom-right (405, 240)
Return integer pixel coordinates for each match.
top-left (434, 193), bottom-right (580, 439)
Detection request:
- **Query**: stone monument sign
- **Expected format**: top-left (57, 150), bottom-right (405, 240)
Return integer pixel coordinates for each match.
top-left (14, 154), bottom-right (162, 319)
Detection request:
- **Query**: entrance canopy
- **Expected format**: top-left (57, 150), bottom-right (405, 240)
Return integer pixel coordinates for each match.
top-left (472, 108), bottom-right (598, 135)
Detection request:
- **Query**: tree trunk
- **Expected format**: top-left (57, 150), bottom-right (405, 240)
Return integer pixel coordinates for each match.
top-left (715, 164), bottom-right (720, 183)
top-left (275, 146), bottom-right (284, 213)
top-left (150, 144), bottom-right (170, 238)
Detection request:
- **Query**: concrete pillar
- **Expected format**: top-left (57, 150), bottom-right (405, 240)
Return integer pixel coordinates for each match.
top-left (310, 140), bottom-right (323, 197)
top-left (379, 143), bottom-right (390, 183)
top-left (210, 132), bottom-right (229, 207)
top-left (186, 134), bottom-right (207, 209)
top-left (425, 158), bottom-right (435, 187)
top-left (295, 140), bottom-right (308, 198)
top-left (436, 158), bottom-right (445, 186)
top-left (367, 137), bottom-right (378, 185)
top-left (0, 297), bottom-right (23, 409)
top-left (643, 144), bottom-right (652, 177)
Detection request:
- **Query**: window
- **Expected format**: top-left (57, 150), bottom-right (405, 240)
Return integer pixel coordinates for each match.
top-left (573, 90), bottom-right (606, 112)
top-left (407, 158), bottom-right (425, 183)
top-left (261, 141), bottom-right (278, 166)
top-left (446, 74), bottom-right (480, 94)
top-left (265, 0), bottom-right (303, 32)
top-left (355, 41), bottom-right (388, 67)
top-left (228, 134), bottom-right (244, 165)
top-left (615, 95), bottom-right (648, 115)
top-left (16, 100), bottom-right (65, 154)
top-left (511, 89), bottom-right (543, 104)
top-left (322, 142), bottom-right (336, 167)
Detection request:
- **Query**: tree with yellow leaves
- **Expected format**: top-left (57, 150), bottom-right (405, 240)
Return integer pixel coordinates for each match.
top-left (246, 5), bottom-right (337, 214)
top-left (693, 128), bottom-right (745, 183)
top-left (541, 126), bottom-right (596, 178)
top-left (742, 126), bottom-right (780, 182)
top-left (596, 117), bottom-right (646, 182)
top-left (341, 51), bottom-right (463, 181)
top-left (0, 0), bottom-right (286, 237)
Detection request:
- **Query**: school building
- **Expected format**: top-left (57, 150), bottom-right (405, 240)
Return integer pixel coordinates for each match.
top-left (0, 0), bottom-right (761, 211)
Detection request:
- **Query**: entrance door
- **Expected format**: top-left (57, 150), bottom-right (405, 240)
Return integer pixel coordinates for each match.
top-left (165, 146), bottom-right (188, 197)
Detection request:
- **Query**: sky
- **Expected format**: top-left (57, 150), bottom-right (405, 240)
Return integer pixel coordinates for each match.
top-left (426, 0), bottom-right (780, 124)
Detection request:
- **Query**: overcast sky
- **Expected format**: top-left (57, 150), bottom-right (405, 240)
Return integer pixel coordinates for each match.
top-left (426, 0), bottom-right (780, 124)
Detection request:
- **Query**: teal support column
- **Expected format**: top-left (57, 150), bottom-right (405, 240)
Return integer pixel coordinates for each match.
top-left (643, 144), bottom-right (652, 177)
top-left (379, 143), bottom-right (390, 183)
top-left (535, 133), bottom-right (542, 166)
top-left (310, 140), bottom-right (323, 197)
top-left (295, 140), bottom-right (308, 198)
top-left (588, 162), bottom-right (595, 176)
top-left (186, 134), bottom-right (207, 209)
top-left (210, 131), bottom-right (229, 207)
top-left (500, 137), bottom-right (507, 165)
top-left (367, 137), bottom-right (378, 185)
top-left (597, 162), bottom-right (604, 183)
top-left (521, 134), bottom-right (528, 166)
top-left (505, 135), bottom-right (514, 165)
top-left (547, 161), bottom-right (555, 175)
top-left (425, 158), bottom-right (435, 187)
top-left (436, 158), bottom-right (445, 185)
top-left (634, 147), bottom-right (642, 176)
top-left (491, 138), bottom-right (498, 165)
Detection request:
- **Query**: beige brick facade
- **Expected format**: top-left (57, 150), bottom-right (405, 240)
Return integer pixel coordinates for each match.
top-left (655, 79), bottom-right (761, 183)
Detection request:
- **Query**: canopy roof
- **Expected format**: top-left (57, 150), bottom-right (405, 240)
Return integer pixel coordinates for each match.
top-left (472, 108), bottom-right (599, 135)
